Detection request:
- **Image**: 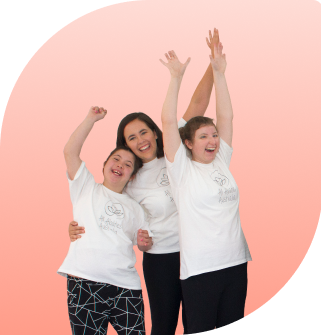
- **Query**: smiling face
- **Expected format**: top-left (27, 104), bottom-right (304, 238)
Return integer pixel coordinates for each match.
top-left (123, 119), bottom-right (158, 163)
top-left (185, 125), bottom-right (220, 164)
top-left (103, 149), bottom-right (136, 193)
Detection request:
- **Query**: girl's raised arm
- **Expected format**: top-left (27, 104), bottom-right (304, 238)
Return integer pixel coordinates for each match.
top-left (210, 41), bottom-right (233, 147)
top-left (160, 51), bottom-right (190, 162)
top-left (64, 106), bottom-right (107, 180)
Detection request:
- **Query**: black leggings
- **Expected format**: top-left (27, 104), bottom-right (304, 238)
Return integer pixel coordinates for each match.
top-left (143, 252), bottom-right (187, 335)
top-left (67, 276), bottom-right (145, 335)
top-left (181, 262), bottom-right (248, 333)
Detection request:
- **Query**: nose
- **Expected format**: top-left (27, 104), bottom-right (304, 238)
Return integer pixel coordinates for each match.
top-left (116, 162), bottom-right (124, 169)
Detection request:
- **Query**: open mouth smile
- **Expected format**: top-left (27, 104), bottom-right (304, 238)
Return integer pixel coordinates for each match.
top-left (205, 147), bottom-right (216, 152)
top-left (139, 144), bottom-right (150, 152)
top-left (112, 169), bottom-right (123, 176)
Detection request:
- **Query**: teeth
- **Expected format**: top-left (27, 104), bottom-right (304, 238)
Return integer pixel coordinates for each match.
top-left (206, 148), bottom-right (215, 152)
top-left (112, 170), bottom-right (121, 176)
top-left (139, 144), bottom-right (149, 151)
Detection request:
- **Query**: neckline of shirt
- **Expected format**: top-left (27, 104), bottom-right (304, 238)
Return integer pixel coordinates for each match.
top-left (102, 184), bottom-right (129, 198)
top-left (141, 157), bottom-right (160, 170)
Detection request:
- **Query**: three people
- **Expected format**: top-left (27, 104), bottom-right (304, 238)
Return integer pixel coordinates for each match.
top-left (62, 28), bottom-right (251, 334)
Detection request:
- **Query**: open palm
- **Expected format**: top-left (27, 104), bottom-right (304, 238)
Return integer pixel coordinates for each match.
top-left (160, 50), bottom-right (191, 78)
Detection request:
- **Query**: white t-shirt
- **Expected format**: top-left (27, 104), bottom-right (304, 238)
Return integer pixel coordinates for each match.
top-left (57, 162), bottom-right (151, 290)
top-left (124, 118), bottom-right (187, 254)
top-left (165, 139), bottom-right (252, 280)
top-left (125, 156), bottom-right (180, 254)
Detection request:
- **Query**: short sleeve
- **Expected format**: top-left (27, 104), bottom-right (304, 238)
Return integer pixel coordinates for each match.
top-left (217, 138), bottom-right (233, 167)
top-left (67, 162), bottom-right (95, 206)
top-left (165, 142), bottom-right (189, 187)
top-left (178, 118), bottom-right (187, 128)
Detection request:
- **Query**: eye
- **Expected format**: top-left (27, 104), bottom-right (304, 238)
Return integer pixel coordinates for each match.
top-left (114, 158), bottom-right (119, 161)
top-left (213, 134), bottom-right (218, 138)
top-left (126, 164), bottom-right (131, 168)
top-left (128, 137), bottom-right (135, 141)
top-left (200, 135), bottom-right (206, 139)
top-left (141, 131), bottom-right (147, 135)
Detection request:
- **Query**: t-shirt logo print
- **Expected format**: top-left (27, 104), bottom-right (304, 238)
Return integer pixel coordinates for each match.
top-left (156, 167), bottom-right (170, 187)
top-left (210, 170), bottom-right (230, 188)
top-left (104, 201), bottom-right (125, 219)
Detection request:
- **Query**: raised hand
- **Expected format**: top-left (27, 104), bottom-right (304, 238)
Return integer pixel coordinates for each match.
top-left (209, 42), bottom-right (226, 74)
top-left (137, 229), bottom-right (153, 251)
top-left (69, 221), bottom-right (85, 242)
top-left (159, 50), bottom-right (191, 78)
top-left (86, 106), bottom-right (107, 122)
top-left (206, 28), bottom-right (220, 58)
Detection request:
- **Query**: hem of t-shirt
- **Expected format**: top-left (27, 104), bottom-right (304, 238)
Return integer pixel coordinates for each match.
top-left (180, 257), bottom-right (252, 280)
top-left (66, 161), bottom-right (86, 181)
top-left (145, 246), bottom-right (180, 254)
top-left (57, 269), bottom-right (142, 290)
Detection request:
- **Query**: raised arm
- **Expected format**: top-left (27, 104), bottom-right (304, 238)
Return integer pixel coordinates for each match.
top-left (182, 28), bottom-right (219, 121)
top-left (64, 106), bottom-right (107, 180)
top-left (160, 51), bottom-right (191, 162)
top-left (210, 41), bottom-right (233, 147)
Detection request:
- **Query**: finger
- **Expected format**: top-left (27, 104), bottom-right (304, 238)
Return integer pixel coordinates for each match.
top-left (70, 222), bottom-right (78, 226)
top-left (171, 50), bottom-right (178, 59)
top-left (71, 228), bottom-right (85, 233)
top-left (165, 53), bottom-right (171, 61)
top-left (206, 37), bottom-right (211, 48)
top-left (219, 43), bottom-right (223, 55)
top-left (159, 59), bottom-right (167, 66)
top-left (184, 57), bottom-right (191, 67)
top-left (209, 30), bottom-right (212, 40)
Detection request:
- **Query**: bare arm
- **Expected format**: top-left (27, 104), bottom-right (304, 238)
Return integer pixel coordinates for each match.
top-left (64, 106), bottom-right (107, 180)
top-left (210, 42), bottom-right (233, 146)
top-left (182, 28), bottom-right (219, 121)
top-left (160, 51), bottom-right (191, 162)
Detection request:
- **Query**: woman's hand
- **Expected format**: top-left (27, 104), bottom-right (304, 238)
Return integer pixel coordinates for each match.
top-left (86, 106), bottom-right (107, 123)
top-left (206, 28), bottom-right (220, 58)
top-left (209, 42), bottom-right (226, 74)
top-left (160, 50), bottom-right (191, 79)
top-left (69, 221), bottom-right (85, 242)
top-left (137, 229), bottom-right (153, 251)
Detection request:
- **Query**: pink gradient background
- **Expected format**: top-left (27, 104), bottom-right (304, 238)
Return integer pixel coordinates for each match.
top-left (0, 0), bottom-right (320, 334)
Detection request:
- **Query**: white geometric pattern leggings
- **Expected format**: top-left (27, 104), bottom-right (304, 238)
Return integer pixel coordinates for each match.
top-left (67, 276), bottom-right (145, 335)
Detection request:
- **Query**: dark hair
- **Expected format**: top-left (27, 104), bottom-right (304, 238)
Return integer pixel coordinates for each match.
top-left (103, 146), bottom-right (143, 177)
top-left (179, 116), bottom-right (216, 151)
top-left (116, 113), bottom-right (164, 159)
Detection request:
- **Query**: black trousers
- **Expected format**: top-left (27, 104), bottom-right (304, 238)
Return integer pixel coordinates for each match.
top-left (143, 252), bottom-right (187, 335)
top-left (181, 262), bottom-right (248, 333)
top-left (67, 276), bottom-right (145, 335)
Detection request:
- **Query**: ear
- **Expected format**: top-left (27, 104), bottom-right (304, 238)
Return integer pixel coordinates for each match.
top-left (185, 139), bottom-right (193, 150)
top-left (129, 174), bottom-right (136, 182)
top-left (153, 130), bottom-right (158, 140)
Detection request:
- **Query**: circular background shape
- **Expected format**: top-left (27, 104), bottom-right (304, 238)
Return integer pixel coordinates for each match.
top-left (0, 1), bottom-right (320, 334)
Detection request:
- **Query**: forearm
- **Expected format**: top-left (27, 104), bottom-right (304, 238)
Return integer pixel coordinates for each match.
top-left (64, 117), bottom-right (95, 158)
top-left (213, 71), bottom-right (233, 122)
top-left (183, 63), bottom-right (214, 121)
top-left (161, 76), bottom-right (183, 125)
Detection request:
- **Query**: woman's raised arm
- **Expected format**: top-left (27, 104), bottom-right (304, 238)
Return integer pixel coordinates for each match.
top-left (210, 41), bottom-right (233, 147)
top-left (160, 50), bottom-right (190, 162)
top-left (64, 106), bottom-right (107, 180)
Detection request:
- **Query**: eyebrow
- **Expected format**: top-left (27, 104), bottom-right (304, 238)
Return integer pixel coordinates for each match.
top-left (127, 129), bottom-right (148, 139)
top-left (199, 132), bottom-right (218, 136)
top-left (113, 154), bottom-right (134, 166)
